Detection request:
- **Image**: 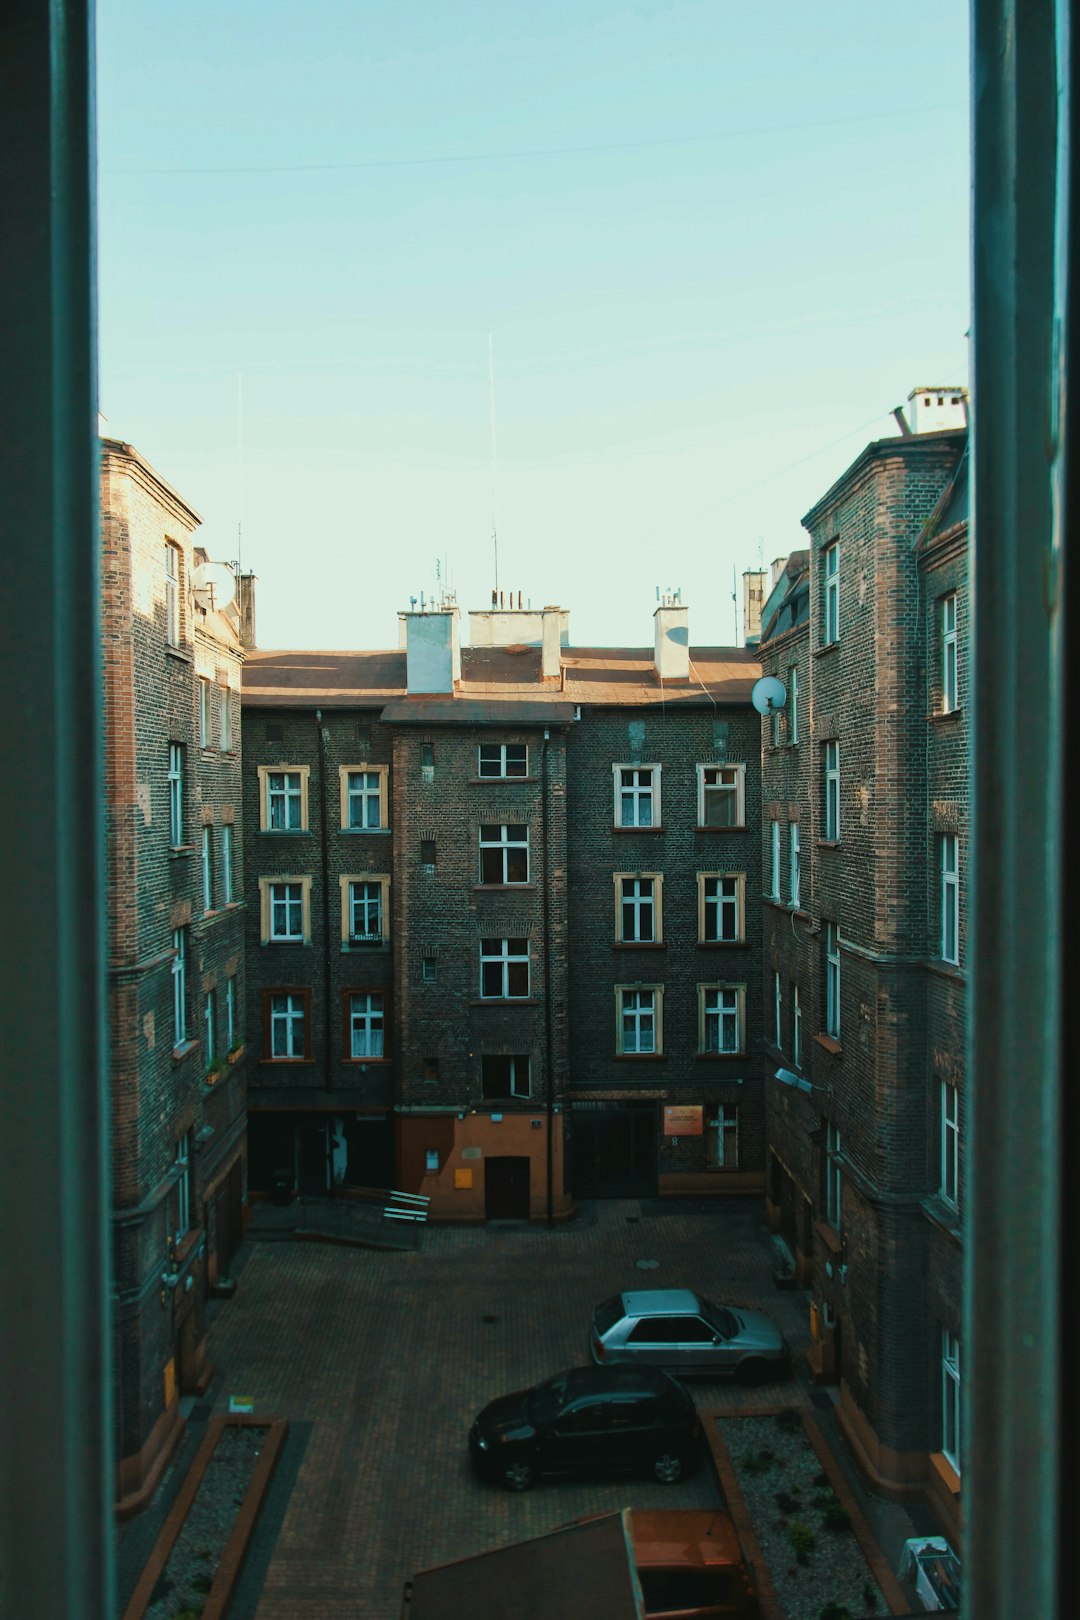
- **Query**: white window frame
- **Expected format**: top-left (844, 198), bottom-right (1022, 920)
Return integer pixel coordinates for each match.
top-left (770, 705), bottom-right (781, 749)
top-left (269, 991), bottom-right (307, 1059)
top-left (258, 766), bottom-right (310, 833)
top-left (942, 1330), bottom-right (961, 1473)
top-left (616, 984), bottom-right (663, 1055)
top-left (481, 1054), bottom-right (531, 1100)
top-left (614, 764), bottom-right (661, 828)
top-left (259, 875), bottom-right (312, 945)
top-left (171, 927), bottom-right (187, 1047)
top-left (697, 763), bottom-right (745, 829)
top-left (340, 874), bottom-right (391, 946)
top-left (789, 665), bottom-right (799, 743)
top-left (221, 824), bottom-right (233, 905)
top-left (825, 921), bottom-right (841, 1039)
top-left (942, 593), bottom-right (958, 713)
top-left (615, 873), bottom-right (662, 943)
top-left (824, 740), bottom-right (840, 841)
top-left (479, 937), bottom-right (530, 1000)
top-left (173, 1131), bottom-right (192, 1241)
top-left (941, 1081), bottom-right (959, 1208)
top-left (168, 743), bottom-right (183, 848)
top-left (792, 982), bottom-right (802, 1070)
top-left (478, 741), bottom-right (528, 779)
top-left (479, 823), bottom-right (530, 885)
top-left (200, 825), bottom-right (213, 912)
top-left (773, 971), bottom-right (783, 1050)
top-left (340, 764), bottom-right (388, 832)
top-left (204, 988), bottom-right (215, 1064)
top-left (706, 1104), bottom-right (739, 1169)
top-left (825, 1121), bottom-right (842, 1230)
top-left (769, 819), bottom-right (781, 898)
top-left (700, 983), bottom-right (743, 1055)
top-left (165, 542), bottom-right (181, 647)
top-left (941, 834), bottom-right (959, 964)
top-left (198, 678), bottom-right (211, 748)
top-left (698, 872), bottom-right (744, 943)
top-left (225, 975), bottom-right (236, 1049)
top-left (823, 541), bottom-right (839, 644)
top-left (789, 822), bottom-right (801, 909)
top-left (348, 992), bottom-right (385, 1060)
top-left (219, 682), bottom-right (232, 751)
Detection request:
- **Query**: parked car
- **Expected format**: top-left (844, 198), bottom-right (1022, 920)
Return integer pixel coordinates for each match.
top-left (590, 1289), bottom-right (789, 1382)
top-left (468, 1364), bottom-right (702, 1491)
top-left (573, 1509), bottom-right (758, 1619)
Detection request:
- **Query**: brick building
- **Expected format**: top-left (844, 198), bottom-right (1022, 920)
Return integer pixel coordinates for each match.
top-left (240, 597), bottom-right (765, 1217)
top-left (101, 438), bottom-right (248, 1514)
top-left (756, 388), bottom-right (968, 1539)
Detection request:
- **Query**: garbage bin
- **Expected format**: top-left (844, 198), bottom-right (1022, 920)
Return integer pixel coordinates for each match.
top-left (270, 1166), bottom-right (293, 1206)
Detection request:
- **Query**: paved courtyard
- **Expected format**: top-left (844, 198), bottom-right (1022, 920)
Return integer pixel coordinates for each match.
top-left (120, 1197), bottom-right (928, 1618)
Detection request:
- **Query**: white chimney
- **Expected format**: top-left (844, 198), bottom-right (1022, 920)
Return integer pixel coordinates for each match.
top-left (653, 597), bottom-right (689, 681)
top-left (906, 386), bottom-right (969, 434)
top-left (403, 607), bottom-right (460, 694)
top-left (541, 606), bottom-right (563, 680)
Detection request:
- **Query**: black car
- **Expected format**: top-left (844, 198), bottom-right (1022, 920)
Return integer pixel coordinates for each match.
top-left (468, 1364), bottom-right (702, 1491)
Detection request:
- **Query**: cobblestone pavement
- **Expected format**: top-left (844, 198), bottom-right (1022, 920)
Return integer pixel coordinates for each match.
top-left (184, 1198), bottom-right (922, 1618)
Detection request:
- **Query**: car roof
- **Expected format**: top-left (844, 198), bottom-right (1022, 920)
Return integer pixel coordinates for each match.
top-left (620, 1289), bottom-right (703, 1317)
top-left (560, 1365), bottom-right (676, 1397)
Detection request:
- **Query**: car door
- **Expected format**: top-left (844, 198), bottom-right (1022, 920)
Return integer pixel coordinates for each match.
top-left (544, 1397), bottom-right (613, 1475)
top-left (604, 1392), bottom-right (665, 1471)
top-left (668, 1314), bottom-right (724, 1374)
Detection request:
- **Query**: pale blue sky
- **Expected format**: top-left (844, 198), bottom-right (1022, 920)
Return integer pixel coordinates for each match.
top-left (97, 1), bottom-right (969, 650)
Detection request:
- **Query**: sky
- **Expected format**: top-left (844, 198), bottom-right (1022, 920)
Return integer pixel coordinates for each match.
top-left (96, 1), bottom-right (970, 651)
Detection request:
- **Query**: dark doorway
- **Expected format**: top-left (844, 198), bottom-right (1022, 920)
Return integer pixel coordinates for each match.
top-left (298, 1119), bottom-right (329, 1195)
top-left (571, 1101), bottom-right (658, 1197)
top-left (176, 1304), bottom-right (198, 1395)
top-left (344, 1113), bottom-right (394, 1189)
top-left (214, 1159), bottom-right (244, 1279)
top-left (485, 1156), bottom-right (531, 1219)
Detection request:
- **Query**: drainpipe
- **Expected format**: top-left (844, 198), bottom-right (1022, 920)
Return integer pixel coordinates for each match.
top-left (541, 727), bottom-right (555, 1226)
top-left (315, 710), bottom-right (334, 1189)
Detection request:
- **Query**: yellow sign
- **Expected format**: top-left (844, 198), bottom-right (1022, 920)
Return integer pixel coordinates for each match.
top-left (454, 1167), bottom-right (474, 1189)
top-left (163, 1358), bottom-right (176, 1408)
top-left (229, 1395), bottom-right (254, 1414)
top-left (663, 1105), bottom-right (703, 1137)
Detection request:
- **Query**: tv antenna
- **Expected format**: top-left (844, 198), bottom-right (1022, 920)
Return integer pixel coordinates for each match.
top-left (488, 332), bottom-right (499, 600)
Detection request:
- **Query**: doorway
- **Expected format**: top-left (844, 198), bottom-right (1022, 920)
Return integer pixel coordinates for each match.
top-left (485, 1156), bottom-right (531, 1219)
top-left (571, 1100), bottom-right (658, 1197)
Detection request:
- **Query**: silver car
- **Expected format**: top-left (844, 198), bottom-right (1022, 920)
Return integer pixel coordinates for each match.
top-left (590, 1288), bottom-right (790, 1382)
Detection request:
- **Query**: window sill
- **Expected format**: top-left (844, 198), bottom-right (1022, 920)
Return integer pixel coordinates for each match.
top-left (340, 826), bottom-right (391, 835)
top-left (928, 708), bottom-right (964, 725)
top-left (613, 1052), bottom-right (665, 1061)
top-left (165, 644), bottom-right (193, 664)
top-left (814, 1218), bottom-right (844, 1255)
top-left (924, 958), bottom-right (965, 982)
top-left (469, 997), bottom-right (540, 1008)
top-left (614, 940), bottom-right (667, 950)
top-left (256, 828), bottom-right (312, 837)
top-left (171, 1040), bottom-right (199, 1062)
top-left (694, 1051), bottom-right (746, 1062)
top-left (813, 642), bottom-right (840, 659)
top-left (612, 824), bottom-right (664, 833)
top-left (696, 939), bottom-right (747, 949)
top-left (814, 1033), bottom-right (842, 1057)
top-left (468, 775), bottom-right (538, 786)
top-left (263, 938), bottom-right (311, 948)
top-left (929, 1451), bottom-right (962, 1499)
top-left (342, 942), bottom-right (390, 953)
top-left (260, 1057), bottom-right (314, 1066)
top-left (694, 824), bottom-right (749, 834)
top-left (816, 839), bottom-right (840, 850)
top-left (473, 883), bottom-right (537, 892)
top-left (921, 1194), bottom-right (962, 1243)
top-left (169, 845), bottom-right (196, 858)
top-left (342, 1057), bottom-right (392, 1067)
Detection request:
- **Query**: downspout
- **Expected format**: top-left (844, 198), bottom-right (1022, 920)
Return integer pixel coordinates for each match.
top-left (315, 710), bottom-right (334, 1188)
top-left (541, 727), bottom-right (555, 1226)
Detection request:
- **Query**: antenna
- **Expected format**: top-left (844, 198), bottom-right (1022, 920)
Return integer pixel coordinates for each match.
top-left (732, 565), bottom-right (738, 642)
top-left (236, 371), bottom-right (243, 575)
top-left (488, 332), bottom-right (499, 601)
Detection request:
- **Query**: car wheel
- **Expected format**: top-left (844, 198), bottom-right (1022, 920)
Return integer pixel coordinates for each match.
top-left (738, 1357), bottom-right (768, 1386)
top-left (652, 1451), bottom-right (685, 1484)
top-left (501, 1456), bottom-right (536, 1491)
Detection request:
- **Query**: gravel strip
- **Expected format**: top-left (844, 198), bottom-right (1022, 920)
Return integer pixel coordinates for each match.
top-left (145, 1426), bottom-right (263, 1620)
top-left (718, 1412), bottom-right (886, 1620)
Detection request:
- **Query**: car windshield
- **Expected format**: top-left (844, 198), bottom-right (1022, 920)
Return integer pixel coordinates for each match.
top-left (526, 1371), bottom-right (571, 1425)
top-left (699, 1300), bottom-right (739, 1339)
top-left (594, 1295), bottom-right (626, 1337)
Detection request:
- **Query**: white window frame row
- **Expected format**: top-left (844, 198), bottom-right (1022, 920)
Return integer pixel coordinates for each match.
top-left (614, 982), bottom-right (747, 1057)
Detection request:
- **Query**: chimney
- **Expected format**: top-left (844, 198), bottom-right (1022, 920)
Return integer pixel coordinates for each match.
top-left (236, 572), bottom-right (257, 649)
top-left (541, 606), bottom-right (562, 680)
top-left (403, 605), bottom-right (460, 694)
top-left (653, 596), bottom-right (689, 681)
top-left (905, 386), bottom-right (969, 435)
top-left (742, 569), bottom-right (767, 645)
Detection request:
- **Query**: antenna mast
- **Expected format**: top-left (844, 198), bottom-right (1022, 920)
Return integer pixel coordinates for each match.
top-left (732, 565), bottom-right (738, 643)
top-left (488, 332), bottom-right (499, 600)
top-left (236, 370), bottom-right (243, 575)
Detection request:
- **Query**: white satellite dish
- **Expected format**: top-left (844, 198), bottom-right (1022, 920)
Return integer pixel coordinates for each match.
top-left (192, 560), bottom-right (236, 613)
top-left (751, 675), bottom-right (787, 715)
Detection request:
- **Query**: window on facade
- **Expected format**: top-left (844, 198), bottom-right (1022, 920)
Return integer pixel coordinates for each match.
top-left (260, 877), bottom-right (310, 944)
top-left (773, 971), bottom-right (782, 1050)
top-left (769, 819), bottom-right (780, 897)
top-left (941, 1081), bottom-right (959, 1207)
top-left (698, 763), bottom-right (745, 828)
top-left (789, 822), bottom-right (801, 908)
top-left (171, 927), bottom-right (186, 1047)
top-left (617, 986), bottom-right (661, 1054)
top-left (941, 834), bottom-right (959, 964)
top-left (942, 1330), bottom-right (961, 1472)
top-left (165, 542), bottom-right (180, 646)
top-left (478, 742), bottom-right (527, 778)
top-left (481, 1054), bottom-right (531, 1099)
top-left (942, 593), bottom-right (958, 713)
top-left (706, 1104), bottom-right (739, 1169)
top-left (823, 541), bottom-right (839, 644)
top-left (823, 740), bottom-right (840, 841)
top-left (421, 956), bottom-right (437, 982)
top-left (173, 1131), bottom-right (192, 1243)
top-left (420, 742), bottom-right (435, 776)
top-left (420, 838), bottom-right (437, 869)
top-left (789, 665), bottom-right (799, 743)
top-left (342, 766), bottom-right (386, 830)
top-left (347, 992), bottom-right (385, 1059)
top-left (616, 874), bottom-right (661, 942)
top-left (198, 678), bottom-right (211, 748)
top-left (699, 873), bottom-right (743, 943)
top-left (615, 764), bottom-right (659, 827)
top-left (262, 768), bottom-right (306, 832)
top-left (267, 991), bottom-right (309, 1059)
top-left (479, 823), bottom-right (529, 884)
top-left (792, 982), bottom-right (802, 1069)
top-left (770, 705), bottom-right (781, 748)
top-left (480, 938), bottom-right (530, 999)
top-left (219, 684), bottom-right (232, 751)
top-left (204, 989), bottom-right (215, 1064)
top-left (344, 877), bottom-right (387, 944)
top-left (168, 743), bottom-right (183, 847)
top-left (825, 1121), bottom-right (842, 1229)
top-left (825, 921), bottom-right (841, 1039)
top-left (422, 1055), bottom-right (439, 1081)
top-left (201, 826), bottom-right (213, 912)
top-left (225, 975), bottom-right (236, 1049)
top-left (701, 984), bottom-right (742, 1054)
top-left (222, 824), bottom-right (233, 904)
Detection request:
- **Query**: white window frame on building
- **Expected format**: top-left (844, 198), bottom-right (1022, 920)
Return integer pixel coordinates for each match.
top-left (792, 982), bottom-right (802, 1070)
top-left (770, 705), bottom-right (781, 749)
top-left (823, 740), bottom-right (840, 841)
top-left (198, 678), bottom-right (211, 748)
top-left (479, 937), bottom-right (530, 1000)
top-left (204, 988), bottom-right (215, 1065)
top-left (773, 971), bottom-right (782, 1050)
top-left (168, 743), bottom-right (183, 848)
top-left (700, 983), bottom-right (743, 1055)
top-left (825, 1120), bottom-right (842, 1230)
top-left (340, 764), bottom-right (388, 831)
top-left (165, 541), bottom-right (181, 647)
top-left (221, 824), bottom-right (233, 905)
top-left (340, 874), bottom-right (390, 946)
top-left (697, 763), bottom-right (745, 828)
top-left (173, 1130), bottom-right (192, 1243)
top-left (259, 875), bottom-right (312, 945)
top-left (171, 927), bottom-right (187, 1047)
top-left (200, 825), bottom-right (213, 913)
top-left (706, 1103), bottom-right (739, 1169)
top-left (614, 764), bottom-right (661, 828)
top-left (267, 990), bottom-right (309, 1060)
top-left (941, 833), bottom-right (959, 964)
top-left (825, 921), bottom-right (841, 1039)
top-left (941, 1080), bottom-right (960, 1208)
top-left (698, 872), bottom-right (744, 943)
top-left (616, 984), bottom-right (663, 1055)
top-left (823, 540), bottom-right (839, 644)
top-left (789, 822), bottom-right (801, 908)
top-left (347, 991), bottom-right (385, 1060)
top-left (481, 1054), bottom-right (531, 1100)
top-left (478, 741), bottom-right (528, 779)
top-left (942, 592), bottom-right (958, 713)
top-left (942, 1330), bottom-right (961, 1473)
top-left (219, 682), bottom-right (232, 751)
top-left (225, 975), bottom-right (236, 1049)
top-left (769, 819), bottom-right (781, 898)
top-left (258, 766), bottom-right (310, 833)
top-left (788, 665), bottom-right (799, 743)
top-left (615, 872), bottom-right (662, 943)
top-left (479, 823), bottom-right (530, 885)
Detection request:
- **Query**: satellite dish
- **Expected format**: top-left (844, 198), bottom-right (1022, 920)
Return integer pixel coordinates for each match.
top-left (192, 560), bottom-right (236, 613)
top-left (751, 674), bottom-right (787, 715)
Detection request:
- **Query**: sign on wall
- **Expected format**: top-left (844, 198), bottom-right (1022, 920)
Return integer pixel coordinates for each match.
top-left (663, 1105), bottom-right (703, 1137)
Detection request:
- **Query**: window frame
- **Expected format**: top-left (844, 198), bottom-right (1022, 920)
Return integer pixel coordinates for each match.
top-left (697, 762), bottom-right (746, 829)
top-left (941, 833), bottom-right (959, 965)
top-left (481, 1054), bottom-right (531, 1100)
top-left (219, 682), bottom-right (232, 751)
top-left (200, 824), bottom-right (213, 912)
top-left (823, 740), bottom-right (840, 841)
top-left (613, 763), bottom-right (661, 828)
top-left (479, 937), bottom-right (531, 1000)
top-left (258, 765), bottom-right (310, 833)
top-left (698, 871), bottom-right (745, 944)
top-left (198, 677), bottom-right (211, 748)
top-left (792, 982), bottom-right (802, 1070)
top-left (339, 763), bottom-right (389, 832)
top-left (823, 540), bottom-right (839, 645)
top-left (203, 988), bottom-right (215, 1065)
top-left (168, 742), bottom-right (184, 848)
top-left (825, 921), bottom-right (841, 1039)
top-left (706, 1103), bottom-right (739, 1169)
top-left (615, 983), bottom-right (664, 1055)
top-left (614, 871), bottom-right (663, 943)
top-left (171, 927), bottom-right (187, 1048)
top-left (225, 975), bottom-right (236, 1049)
top-left (172, 1130), bottom-right (192, 1243)
top-left (769, 818), bottom-right (781, 897)
top-left (165, 541), bottom-right (181, 647)
top-left (825, 1120), bottom-right (842, 1230)
top-left (942, 1330), bottom-right (961, 1473)
top-left (262, 987), bottom-right (312, 1062)
top-left (941, 1080), bottom-right (960, 1208)
top-left (342, 988), bottom-right (389, 1062)
top-left (478, 822), bottom-right (530, 886)
top-left (788, 664), bottom-right (799, 743)
top-left (339, 873), bottom-right (391, 947)
top-left (699, 982), bottom-right (745, 1056)
top-left (789, 822), bottom-right (801, 908)
top-left (942, 592), bottom-right (958, 714)
top-left (221, 823), bottom-right (234, 905)
top-left (773, 970), bottom-right (783, 1050)
top-left (478, 741), bottom-right (528, 779)
top-left (258, 875), bottom-right (313, 945)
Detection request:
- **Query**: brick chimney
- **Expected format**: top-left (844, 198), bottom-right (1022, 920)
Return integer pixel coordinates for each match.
top-left (403, 607), bottom-right (461, 694)
top-left (236, 572), bottom-right (257, 649)
top-left (653, 595), bottom-right (689, 681)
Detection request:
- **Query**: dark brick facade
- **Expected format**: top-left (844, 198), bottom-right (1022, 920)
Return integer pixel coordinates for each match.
top-left (101, 440), bottom-right (247, 1515)
top-left (758, 429), bottom-right (968, 1540)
